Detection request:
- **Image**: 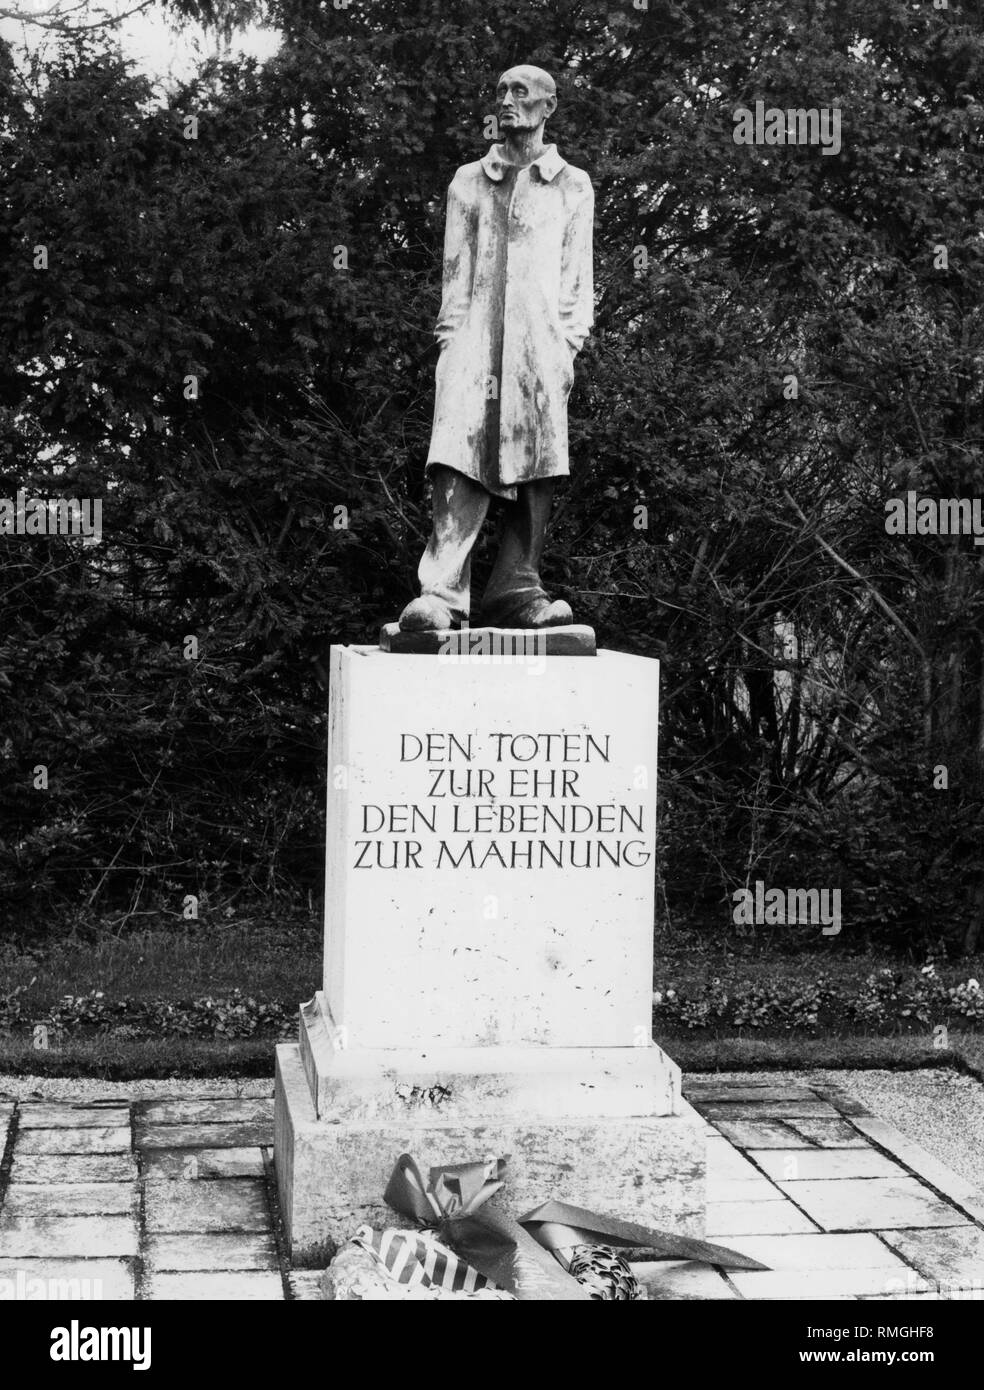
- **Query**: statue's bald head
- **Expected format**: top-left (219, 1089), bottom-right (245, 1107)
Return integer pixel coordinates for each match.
top-left (495, 64), bottom-right (558, 135)
top-left (499, 64), bottom-right (556, 97)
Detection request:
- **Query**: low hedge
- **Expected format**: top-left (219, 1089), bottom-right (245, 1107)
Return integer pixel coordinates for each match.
top-left (3, 966), bottom-right (983, 1044)
top-left (654, 965), bottom-right (984, 1033)
top-left (0, 987), bottom-right (295, 1041)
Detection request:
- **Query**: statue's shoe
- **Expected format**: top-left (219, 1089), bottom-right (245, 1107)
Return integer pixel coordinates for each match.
top-left (483, 597), bottom-right (573, 629)
top-left (398, 595), bottom-right (456, 631)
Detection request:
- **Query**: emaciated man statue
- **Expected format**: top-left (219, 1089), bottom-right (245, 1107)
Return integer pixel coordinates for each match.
top-left (399, 65), bottom-right (594, 632)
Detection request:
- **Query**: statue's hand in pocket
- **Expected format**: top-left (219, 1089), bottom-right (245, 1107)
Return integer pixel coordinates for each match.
top-left (562, 340), bottom-right (578, 390)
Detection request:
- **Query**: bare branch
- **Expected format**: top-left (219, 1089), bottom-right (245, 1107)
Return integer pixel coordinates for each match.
top-left (0, 0), bottom-right (157, 33)
top-left (782, 488), bottom-right (927, 660)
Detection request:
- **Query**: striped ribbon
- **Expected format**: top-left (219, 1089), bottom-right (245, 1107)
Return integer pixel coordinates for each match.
top-left (352, 1225), bottom-right (498, 1293)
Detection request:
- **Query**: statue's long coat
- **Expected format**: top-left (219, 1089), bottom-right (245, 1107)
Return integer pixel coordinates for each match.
top-left (426, 143), bottom-right (594, 499)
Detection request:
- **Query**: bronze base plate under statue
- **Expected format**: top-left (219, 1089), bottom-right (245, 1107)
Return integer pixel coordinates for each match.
top-left (379, 622), bottom-right (597, 656)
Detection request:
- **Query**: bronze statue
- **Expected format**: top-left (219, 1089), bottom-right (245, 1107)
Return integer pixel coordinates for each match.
top-left (399, 65), bottom-right (594, 632)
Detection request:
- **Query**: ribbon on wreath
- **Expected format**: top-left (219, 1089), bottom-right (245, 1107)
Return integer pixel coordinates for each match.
top-left (382, 1154), bottom-right (768, 1300)
top-left (519, 1199), bottom-right (770, 1270)
top-left (350, 1226), bottom-right (505, 1295)
top-left (383, 1153), bottom-right (594, 1299)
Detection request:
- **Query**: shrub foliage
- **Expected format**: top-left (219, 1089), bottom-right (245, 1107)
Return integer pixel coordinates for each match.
top-left (1, 2), bottom-right (982, 950)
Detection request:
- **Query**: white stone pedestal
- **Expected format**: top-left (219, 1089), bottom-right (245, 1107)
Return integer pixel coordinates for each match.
top-left (275, 644), bottom-right (705, 1266)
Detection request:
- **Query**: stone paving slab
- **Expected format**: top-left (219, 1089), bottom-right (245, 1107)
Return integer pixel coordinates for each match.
top-left (708, 1176), bottom-right (788, 1203)
top-left (287, 1269), bottom-right (324, 1301)
top-left (810, 1084), bottom-right (869, 1117)
top-left (0, 1215), bottom-right (139, 1259)
top-left (749, 1147), bottom-right (906, 1181)
top-left (144, 1180), bottom-right (270, 1234)
top-left (712, 1119), bottom-right (817, 1148)
top-left (849, 1113), bottom-right (984, 1225)
top-left (782, 1118), bottom-right (870, 1147)
top-left (146, 1271), bottom-right (284, 1299)
top-left (814, 1072), bottom-right (984, 1200)
top-left (730, 1266), bottom-right (930, 1300)
top-left (859, 1291), bottom-right (946, 1301)
top-left (18, 1105), bottom-right (131, 1129)
top-left (16, 1126), bottom-right (131, 1155)
top-left (135, 1122), bottom-right (273, 1149)
top-left (701, 1100), bottom-right (839, 1120)
top-left (0, 1258), bottom-right (135, 1300)
top-left (3, 1183), bottom-right (135, 1218)
top-left (138, 1099), bottom-right (274, 1126)
top-left (706, 1198), bottom-right (820, 1237)
top-left (634, 1259), bottom-right (738, 1299)
top-left (869, 1276), bottom-right (980, 1300)
top-left (1, 1075), bottom-right (981, 1299)
top-left (145, 1233), bottom-right (278, 1272)
top-left (714, 1232), bottom-right (911, 1272)
top-left (10, 1154), bottom-right (138, 1184)
top-left (142, 1147), bottom-right (267, 1181)
top-left (878, 1225), bottom-right (984, 1290)
top-left (684, 1084), bottom-right (820, 1103)
top-left (776, 1177), bottom-right (970, 1232)
top-left (706, 1136), bottom-right (767, 1183)
top-left (688, 1078), bottom-right (984, 1299)
top-left (717, 1117), bottom-right (828, 1150)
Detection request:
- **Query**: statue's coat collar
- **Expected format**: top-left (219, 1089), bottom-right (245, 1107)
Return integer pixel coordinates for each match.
top-left (479, 143), bottom-right (567, 183)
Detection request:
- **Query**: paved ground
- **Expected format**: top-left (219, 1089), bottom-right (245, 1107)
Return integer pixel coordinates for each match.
top-left (1, 1075), bottom-right (982, 1299)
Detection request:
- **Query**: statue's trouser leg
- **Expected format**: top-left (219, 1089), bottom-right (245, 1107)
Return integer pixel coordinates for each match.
top-left (481, 479), bottom-right (554, 623)
top-left (416, 465), bottom-right (492, 622)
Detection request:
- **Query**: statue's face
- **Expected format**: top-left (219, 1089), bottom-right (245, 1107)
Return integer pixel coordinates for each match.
top-left (495, 66), bottom-right (557, 135)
